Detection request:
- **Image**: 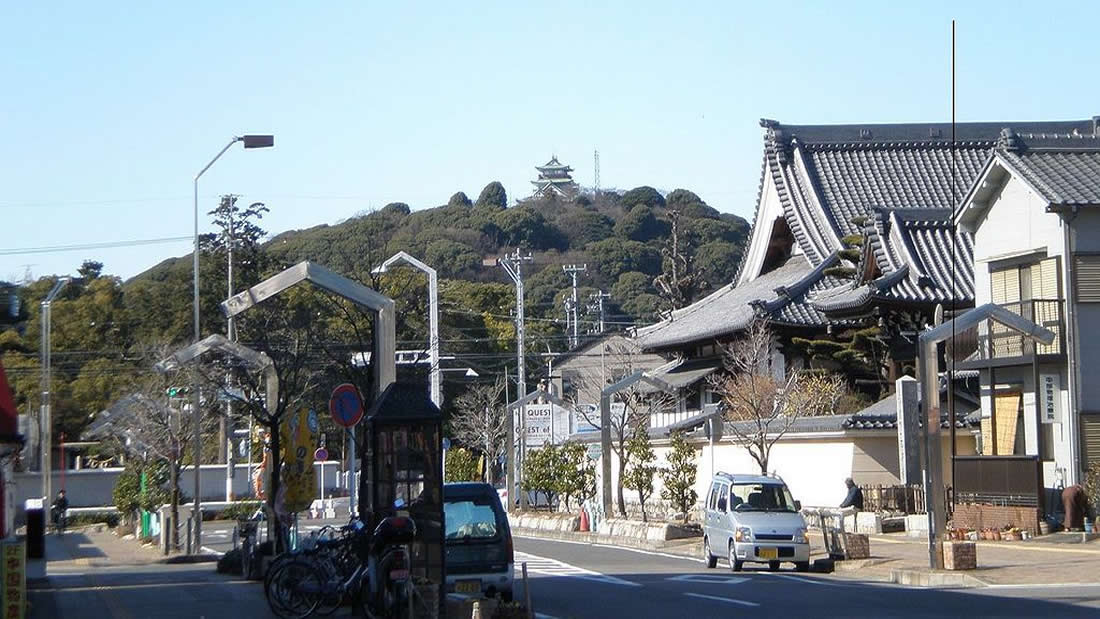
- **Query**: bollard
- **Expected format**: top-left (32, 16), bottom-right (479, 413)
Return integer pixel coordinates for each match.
top-left (523, 561), bottom-right (533, 619)
top-left (163, 514), bottom-right (171, 555)
top-left (186, 516), bottom-right (193, 555)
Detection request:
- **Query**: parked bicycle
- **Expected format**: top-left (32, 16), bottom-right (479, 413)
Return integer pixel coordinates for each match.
top-left (265, 507), bottom-right (417, 618)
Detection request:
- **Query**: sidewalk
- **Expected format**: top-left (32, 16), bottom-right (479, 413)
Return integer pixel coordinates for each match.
top-left (833, 532), bottom-right (1100, 587)
top-left (27, 527), bottom-right (269, 619)
top-left (29, 526), bottom-right (168, 582)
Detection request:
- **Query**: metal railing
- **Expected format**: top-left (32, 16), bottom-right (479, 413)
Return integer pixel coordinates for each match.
top-left (953, 299), bottom-right (1064, 363)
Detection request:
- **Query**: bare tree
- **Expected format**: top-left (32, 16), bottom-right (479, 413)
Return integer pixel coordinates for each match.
top-left (573, 343), bottom-right (676, 516)
top-left (88, 354), bottom-right (217, 550)
top-left (708, 321), bottom-right (846, 474)
top-left (450, 379), bottom-right (508, 484)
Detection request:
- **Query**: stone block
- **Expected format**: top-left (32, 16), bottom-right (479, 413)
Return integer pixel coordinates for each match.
top-left (942, 541), bottom-right (977, 571)
top-left (905, 514), bottom-right (929, 538)
top-left (843, 533), bottom-right (870, 559)
top-left (856, 512), bottom-right (883, 534)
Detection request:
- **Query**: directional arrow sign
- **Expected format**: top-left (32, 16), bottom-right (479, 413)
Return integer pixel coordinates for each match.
top-left (329, 383), bottom-right (364, 429)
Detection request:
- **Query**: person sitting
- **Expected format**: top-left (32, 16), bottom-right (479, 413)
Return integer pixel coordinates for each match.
top-left (839, 478), bottom-right (863, 511)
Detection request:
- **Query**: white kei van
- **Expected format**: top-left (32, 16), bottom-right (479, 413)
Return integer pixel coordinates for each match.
top-left (701, 472), bottom-right (810, 572)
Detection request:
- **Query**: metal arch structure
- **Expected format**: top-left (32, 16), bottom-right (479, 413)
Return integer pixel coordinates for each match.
top-left (372, 251), bottom-right (440, 408)
top-left (506, 388), bottom-right (572, 413)
top-left (156, 334), bottom-right (279, 414)
top-left (599, 371), bottom-right (676, 515)
top-left (221, 261), bottom-right (397, 395)
top-left (156, 334), bottom-right (278, 553)
top-left (919, 303), bottom-right (1055, 569)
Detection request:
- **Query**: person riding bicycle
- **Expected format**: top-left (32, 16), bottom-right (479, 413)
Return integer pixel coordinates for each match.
top-left (51, 489), bottom-right (69, 532)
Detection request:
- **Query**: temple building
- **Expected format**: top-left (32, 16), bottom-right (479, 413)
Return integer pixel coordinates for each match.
top-left (530, 156), bottom-right (580, 199)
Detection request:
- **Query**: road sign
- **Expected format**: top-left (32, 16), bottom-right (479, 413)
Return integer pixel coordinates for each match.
top-left (314, 447), bottom-right (328, 461)
top-left (329, 383), bottom-right (364, 428)
top-left (442, 438), bottom-right (452, 450)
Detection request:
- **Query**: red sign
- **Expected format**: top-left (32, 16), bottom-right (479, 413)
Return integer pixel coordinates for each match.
top-left (314, 448), bottom-right (328, 462)
top-left (329, 384), bottom-right (364, 429)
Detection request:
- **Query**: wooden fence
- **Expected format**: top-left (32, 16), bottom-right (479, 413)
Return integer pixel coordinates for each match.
top-left (859, 484), bottom-right (954, 516)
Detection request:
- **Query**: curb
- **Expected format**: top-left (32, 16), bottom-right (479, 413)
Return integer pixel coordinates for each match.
top-left (889, 568), bottom-right (984, 588)
top-left (161, 553), bottom-right (221, 564)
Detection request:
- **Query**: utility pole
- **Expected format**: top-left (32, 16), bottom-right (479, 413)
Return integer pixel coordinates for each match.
top-left (562, 264), bottom-right (586, 348)
top-left (40, 277), bottom-right (70, 505)
top-left (589, 290), bottom-right (611, 334)
top-left (498, 249), bottom-right (532, 510)
top-left (223, 200), bottom-right (236, 497)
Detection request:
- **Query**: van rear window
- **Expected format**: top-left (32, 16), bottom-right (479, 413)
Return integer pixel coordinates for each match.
top-left (445, 500), bottom-right (499, 540)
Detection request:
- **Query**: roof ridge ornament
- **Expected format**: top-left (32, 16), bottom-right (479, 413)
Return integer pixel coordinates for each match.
top-left (998, 127), bottom-right (1024, 152)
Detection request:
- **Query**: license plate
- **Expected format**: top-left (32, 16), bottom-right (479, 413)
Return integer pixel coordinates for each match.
top-left (758, 547), bottom-right (778, 560)
top-left (389, 569), bottom-right (409, 581)
top-left (456, 580), bottom-right (481, 593)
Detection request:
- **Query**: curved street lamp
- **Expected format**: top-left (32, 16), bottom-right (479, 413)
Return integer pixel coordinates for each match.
top-left (190, 134), bottom-right (273, 553)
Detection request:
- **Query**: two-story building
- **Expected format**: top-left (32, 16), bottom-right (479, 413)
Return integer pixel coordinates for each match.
top-left (956, 128), bottom-right (1100, 487)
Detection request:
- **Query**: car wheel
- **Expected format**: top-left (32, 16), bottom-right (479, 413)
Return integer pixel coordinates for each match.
top-left (729, 543), bottom-right (743, 572)
top-left (703, 537), bottom-right (717, 569)
top-left (795, 561), bottom-right (810, 573)
top-left (768, 561), bottom-right (780, 572)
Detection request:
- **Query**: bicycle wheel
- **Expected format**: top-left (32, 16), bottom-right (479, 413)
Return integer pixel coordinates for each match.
top-left (309, 554), bottom-right (345, 616)
top-left (266, 559), bottom-right (323, 619)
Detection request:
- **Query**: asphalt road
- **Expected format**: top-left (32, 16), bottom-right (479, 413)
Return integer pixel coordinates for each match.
top-left (201, 517), bottom-right (348, 555)
top-left (513, 536), bottom-right (1100, 619)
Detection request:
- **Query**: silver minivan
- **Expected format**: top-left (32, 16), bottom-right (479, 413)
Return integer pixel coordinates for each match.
top-left (702, 472), bottom-right (810, 572)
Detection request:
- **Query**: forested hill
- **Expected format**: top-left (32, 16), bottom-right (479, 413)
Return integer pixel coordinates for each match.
top-left (132, 182), bottom-right (749, 337)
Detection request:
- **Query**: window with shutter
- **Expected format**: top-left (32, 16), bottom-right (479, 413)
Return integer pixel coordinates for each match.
top-left (1032, 258), bottom-right (1062, 354)
top-left (1082, 414), bottom-right (1100, 467)
top-left (1076, 255), bottom-right (1100, 303)
top-left (990, 268), bottom-right (1023, 356)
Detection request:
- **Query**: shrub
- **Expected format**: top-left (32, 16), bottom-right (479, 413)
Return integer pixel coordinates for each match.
top-left (215, 501), bottom-right (263, 521)
top-left (445, 447), bottom-right (481, 482)
top-left (66, 512), bottom-right (121, 528)
top-left (660, 432), bottom-right (698, 522)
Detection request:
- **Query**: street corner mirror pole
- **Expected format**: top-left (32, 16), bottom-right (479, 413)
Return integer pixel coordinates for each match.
top-left (192, 133), bottom-right (273, 553)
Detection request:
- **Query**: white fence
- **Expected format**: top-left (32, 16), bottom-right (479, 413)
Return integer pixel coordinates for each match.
top-left (13, 461), bottom-right (346, 509)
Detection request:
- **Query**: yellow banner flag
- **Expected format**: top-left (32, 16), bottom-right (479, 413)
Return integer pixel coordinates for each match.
top-left (280, 408), bottom-right (318, 514)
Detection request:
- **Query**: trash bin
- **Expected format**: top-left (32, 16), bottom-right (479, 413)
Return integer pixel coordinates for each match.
top-left (24, 498), bottom-right (45, 559)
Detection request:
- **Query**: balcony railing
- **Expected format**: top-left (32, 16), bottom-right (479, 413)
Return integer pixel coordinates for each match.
top-left (952, 299), bottom-right (1065, 365)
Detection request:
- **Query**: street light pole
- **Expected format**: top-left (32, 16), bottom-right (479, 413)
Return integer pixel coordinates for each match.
top-left (192, 134), bottom-right (273, 553)
top-left (40, 277), bottom-right (69, 505)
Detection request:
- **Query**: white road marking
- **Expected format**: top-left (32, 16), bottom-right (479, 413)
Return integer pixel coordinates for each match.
top-left (515, 551), bottom-right (641, 587)
top-left (201, 546), bottom-right (225, 557)
top-left (514, 534), bottom-right (701, 563)
top-left (666, 574), bottom-right (749, 585)
top-left (684, 592), bottom-right (760, 607)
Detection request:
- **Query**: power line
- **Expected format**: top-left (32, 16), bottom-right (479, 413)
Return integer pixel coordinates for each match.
top-left (0, 236), bottom-right (193, 256)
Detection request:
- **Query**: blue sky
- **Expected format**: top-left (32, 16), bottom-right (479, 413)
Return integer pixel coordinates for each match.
top-left (1, 1), bottom-right (1095, 280)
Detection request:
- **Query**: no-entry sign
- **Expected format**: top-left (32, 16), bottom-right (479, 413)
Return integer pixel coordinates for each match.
top-left (329, 383), bottom-right (364, 428)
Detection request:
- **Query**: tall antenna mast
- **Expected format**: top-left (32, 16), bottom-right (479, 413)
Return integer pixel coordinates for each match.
top-left (593, 150), bottom-right (600, 195)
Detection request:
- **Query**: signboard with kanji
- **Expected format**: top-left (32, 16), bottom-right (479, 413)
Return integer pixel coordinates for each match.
top-left (1040, 373), bottom-right (1062, 424)
top-left (1, 540), bottom-right (24, 619)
